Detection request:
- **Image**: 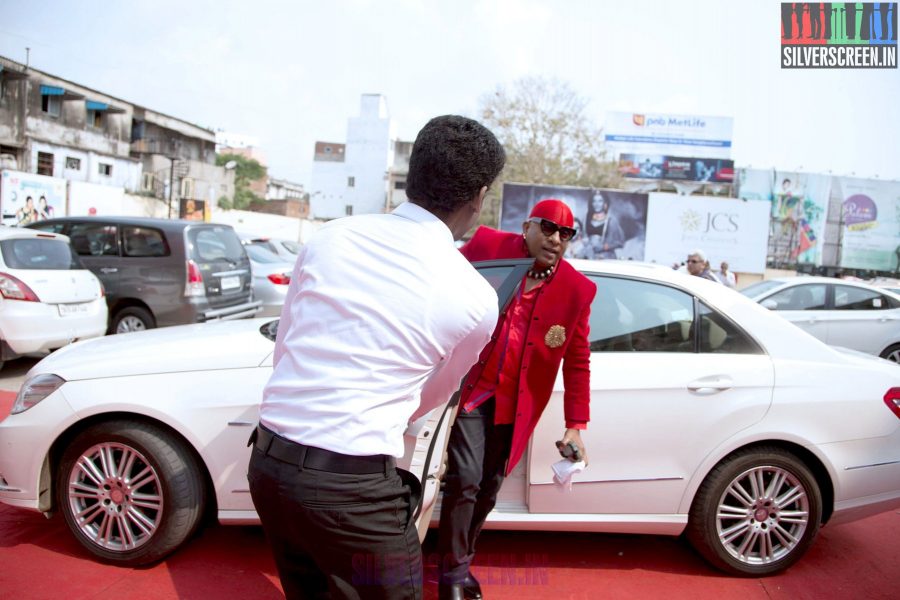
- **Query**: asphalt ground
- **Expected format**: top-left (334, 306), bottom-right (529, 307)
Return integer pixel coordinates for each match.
top-left (1, 374), bottom-right (898, 599)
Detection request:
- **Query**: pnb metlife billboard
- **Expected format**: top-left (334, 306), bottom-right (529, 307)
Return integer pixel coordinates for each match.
top-left (604, 111), bottom-right (734, 160)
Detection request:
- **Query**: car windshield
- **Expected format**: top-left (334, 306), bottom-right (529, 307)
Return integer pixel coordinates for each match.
top-left (739, 280), bottom-right (784, 298)
top-left (189, 227), bottom-right (246, 262)
top-left (0, 237), bottom-right (83, 270)
top-left (246, 244), bottom-right (286, 264)
top-left (280, 240), bottom-right (301, 254)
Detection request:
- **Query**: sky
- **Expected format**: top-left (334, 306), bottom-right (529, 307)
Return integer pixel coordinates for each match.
top-left (2, 0), bottom-right (898, 187)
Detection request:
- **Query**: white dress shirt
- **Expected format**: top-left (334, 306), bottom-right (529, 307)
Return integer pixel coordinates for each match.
top-left (260, 202), bottom-right (499, 458)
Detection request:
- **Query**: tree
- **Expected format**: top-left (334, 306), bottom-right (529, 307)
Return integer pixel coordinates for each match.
top-left (477, 77), bottom-right (620, 227)
top-left (215, 153), bottom-right (267, 210)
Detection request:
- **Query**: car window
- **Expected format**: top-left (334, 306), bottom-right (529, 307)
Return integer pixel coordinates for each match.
top-left (833, 285), bottom-right (895, 310)
top-left (739, 280), bottom-right (783, 298)
top-left (122, 226), bottom-right (169, 257)
top-left (0, 238), bottom-right (83, 270)
top-left (280, 240), bottom-right (301, 254)
top-left (588, 276), bottom-right (693, 352)
top-left (588, 275), bottom-right (762, 354)
top-left (27, 222), bottom-right (67, 234)
top-left (67, 223), bottom-right (119, 256)
top-left (246, 244), bottom-right (285, 264)
top-left (766, 284), bottom-right (826, 310)
top-left (189, 227), bottom-right (245, 262)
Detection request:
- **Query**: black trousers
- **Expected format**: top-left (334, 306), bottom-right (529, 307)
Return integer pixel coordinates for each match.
top-left (436, 399), bottom-right (513, 583)
top-left (248, 439), bottom-right (423, 599)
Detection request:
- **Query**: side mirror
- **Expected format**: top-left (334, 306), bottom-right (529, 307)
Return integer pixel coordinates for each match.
top-left (761, 299), bottom-right (778, 310)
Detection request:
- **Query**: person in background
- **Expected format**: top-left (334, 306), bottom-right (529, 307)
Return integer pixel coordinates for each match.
top-left (437, 199), bottom-right (597, 600)
top-left (719, 261), bottom-right (737, 288)
top-left (686, 250), bottom-right (721, 283)
top-left (37, 195), bottom-right (54, 220)
top-left (248, 114), bottom-right (505, 599)
top-left (584, 191), bottom-right (624, 259)
top-left (15, 196), bottom-right (37, 226)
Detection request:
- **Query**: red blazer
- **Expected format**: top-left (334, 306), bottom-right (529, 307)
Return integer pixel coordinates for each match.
top-left (459, 226), bottom-right (596, 473)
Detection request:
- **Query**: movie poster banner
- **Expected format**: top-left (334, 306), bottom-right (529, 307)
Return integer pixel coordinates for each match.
top-left (836, 177), bottom-right (900, 272)
top-left (619, 153), bottom-right (734, 182)
top-left (0, 170), bottom-right (66, 226)
top-left (737, 169), bottom-right (831, 265)
top-left (644, 193), bottom-right (770, 274)
top-left (500, 183), bottom-right (648, 261)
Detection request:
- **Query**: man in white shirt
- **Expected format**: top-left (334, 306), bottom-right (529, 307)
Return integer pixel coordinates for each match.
top-left (248, 115), bottom-right (505, 600)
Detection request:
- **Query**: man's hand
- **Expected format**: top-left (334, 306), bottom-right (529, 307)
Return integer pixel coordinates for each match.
top-left (561, 428), bottom-right (588, 466)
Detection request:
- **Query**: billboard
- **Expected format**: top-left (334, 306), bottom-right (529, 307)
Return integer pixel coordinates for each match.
top-left (500, 183), bottom-right (648, 261)
top-left (0, 170), bottom-right (66, 226)
top-left (643, 193), bottom-right (771, 274)
top-left (604, 111), bottom-right (733, 160)
top-left (619, 153), bottom-right (734, 182)
top-left (836, 177), bottom-right (900, 272)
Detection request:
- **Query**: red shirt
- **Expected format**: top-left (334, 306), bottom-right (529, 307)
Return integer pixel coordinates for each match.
top-left (465, 278), bottom-right (540, 424)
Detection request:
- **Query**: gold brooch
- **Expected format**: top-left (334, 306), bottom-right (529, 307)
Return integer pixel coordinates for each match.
top-left (545, 325), bottom-right (566, 348)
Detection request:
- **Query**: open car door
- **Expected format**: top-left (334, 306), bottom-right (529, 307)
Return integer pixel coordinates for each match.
top-left (398, 259), bottom-right (531, 541)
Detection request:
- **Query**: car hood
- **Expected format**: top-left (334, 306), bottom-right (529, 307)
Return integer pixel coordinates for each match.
top-left (30, 318), bottom-right (277, 381)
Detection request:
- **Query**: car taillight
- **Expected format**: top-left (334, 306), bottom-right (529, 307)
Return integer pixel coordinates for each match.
top-left (184, 260), bottom-right (206, 297)
top-left (267, 272), bottom-right (291, 285)
top-left (0, 272), bottom-right (41, 302)
top-left (885, 388), bottom-right (900, 420)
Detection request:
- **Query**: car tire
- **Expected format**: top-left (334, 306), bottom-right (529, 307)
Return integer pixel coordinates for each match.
top-left (879, 343), bottom-right (900, 364)
top-left (56, 420), bottom-right (207, 566)
top-left (685, 447), bottom-right (822, 576)
top-left (112, 306), bottom-right (155, 334)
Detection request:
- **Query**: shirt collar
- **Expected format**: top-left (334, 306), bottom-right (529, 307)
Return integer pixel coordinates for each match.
top-left (392, 202), bottom-right (454, 246)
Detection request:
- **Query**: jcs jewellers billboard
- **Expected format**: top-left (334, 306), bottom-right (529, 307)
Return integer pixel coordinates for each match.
top-left (605, 111), bottom-right (733, 160)
top-left (644, 193), bottom-right (770, 274)
top-left (836, 177), bottom-right (900, 272)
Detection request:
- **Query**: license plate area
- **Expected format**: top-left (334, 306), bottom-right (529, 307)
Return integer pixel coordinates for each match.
top-left (58, 303), bottom-right (90, 317)
top-left (220, 275), bottom-right (241, 291)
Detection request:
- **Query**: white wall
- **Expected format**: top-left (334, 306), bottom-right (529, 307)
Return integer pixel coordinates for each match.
top-left (30, 141), bottom-right (141, 191)
top-left (210, 209), bottom-right (322, 244)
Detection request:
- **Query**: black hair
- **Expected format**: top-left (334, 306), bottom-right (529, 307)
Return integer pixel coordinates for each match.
top-left (406, 115), bottom-right (505, 214)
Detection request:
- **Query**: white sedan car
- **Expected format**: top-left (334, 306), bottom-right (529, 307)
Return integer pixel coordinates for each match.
top-left (740, 276), bottom-right (900, 363)
top-left (1, 260), bottom-right (899, 577)
top-left (0, 226), bottom-right (107, 370)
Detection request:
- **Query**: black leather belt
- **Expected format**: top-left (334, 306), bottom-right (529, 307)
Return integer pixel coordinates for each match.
top-left (254, 424), bottom-right (395, 475)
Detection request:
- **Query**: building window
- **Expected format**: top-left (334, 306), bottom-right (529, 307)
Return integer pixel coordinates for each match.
top-left (394, 181), bottom-right (406, 190)
top-left (65, 156), bottom-right (81, 171)
top-left (345, 205), bottom-right (353, 216)
top-left (37, 152), bottom-right (54, 176)
top-left (141, 172), bottom-right (155, 191)
top-left (87, 109), bottom-right (104, 129)
top-left (180, 177), bottom-right (195, 199)
top-left (98, 163), bottom-right (113, 176)
top-left (41, 94), bottom-right (61, 117)
top-left (348, 176), bottom-right (355, 188)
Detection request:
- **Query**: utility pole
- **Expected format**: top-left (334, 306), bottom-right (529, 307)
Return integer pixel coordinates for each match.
top-left (167, 157), bottom-right (176, 219)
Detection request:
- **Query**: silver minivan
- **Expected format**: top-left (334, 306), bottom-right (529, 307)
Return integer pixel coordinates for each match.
top-left (29, 216), bottom-right (261, 333)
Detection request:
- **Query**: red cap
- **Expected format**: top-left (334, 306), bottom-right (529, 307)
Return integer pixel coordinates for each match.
top-left (529, 199), bottom-right (574, 228)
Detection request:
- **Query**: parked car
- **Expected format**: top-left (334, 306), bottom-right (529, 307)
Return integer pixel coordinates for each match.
top-left (27, 217), bottom-right (262, 333)
top-left (0, 226), bottom-right (107, 370)
top-left (740, 276), bottom-right (900, 363)
top-left (2, 259), bottom-right (899, 577)
top-left (243, 243), bottom-right (292, 317)
top-left (242, 236), bottom-right (301, 262)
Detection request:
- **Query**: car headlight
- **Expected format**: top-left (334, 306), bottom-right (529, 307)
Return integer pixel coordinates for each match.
top-left (12, 374), bottom-right (66, 414)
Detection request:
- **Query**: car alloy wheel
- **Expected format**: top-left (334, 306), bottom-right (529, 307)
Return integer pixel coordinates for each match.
top-left (112, 307), bottom-right (155, 335)
top-left (57, 420), bottom-right (206, 565)
top-left (64, 440), bottom-right (163, 552)
top-left (880, 343), bottom-right (900, 364)
top-left (686, 447), bottom-right (822, 576)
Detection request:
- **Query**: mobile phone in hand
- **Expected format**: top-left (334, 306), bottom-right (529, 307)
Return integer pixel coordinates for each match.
top-left (555, 440), bottom-right (582, 462)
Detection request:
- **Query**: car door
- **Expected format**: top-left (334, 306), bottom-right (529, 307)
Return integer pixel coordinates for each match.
top-left (760, 282), bottom-right (829, 344)
top-left (826, 283), bottom-right (900, 355)
top-left (526, 274), bottom-right (775, 516)
top-left (64, 221), bottom-right (122, 301)
top-left (400, 259), bottom-right (531, 541)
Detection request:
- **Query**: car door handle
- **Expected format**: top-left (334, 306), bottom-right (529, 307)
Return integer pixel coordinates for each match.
top-left (99, 267), bottom-right (118, 274)
top-left (687, 376), bottom-right (733, 395)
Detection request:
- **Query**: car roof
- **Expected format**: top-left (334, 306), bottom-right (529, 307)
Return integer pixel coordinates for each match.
top-left (27, 216), bottom-right (234, 232)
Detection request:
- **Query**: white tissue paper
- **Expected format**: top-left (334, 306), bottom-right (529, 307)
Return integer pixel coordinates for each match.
top-left (552, 459), bottom-right (586, 491)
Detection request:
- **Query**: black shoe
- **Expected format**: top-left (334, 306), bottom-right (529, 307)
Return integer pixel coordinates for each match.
top-left (438, 583), bottom-right (465, 600)
top-left (463, 571), bottom-right (483, 600)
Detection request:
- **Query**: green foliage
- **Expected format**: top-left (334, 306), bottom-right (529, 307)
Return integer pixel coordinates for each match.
top-left (477, 76), bottom-right (620, 228)
top-left (216, 153), bottom-right (267, 210)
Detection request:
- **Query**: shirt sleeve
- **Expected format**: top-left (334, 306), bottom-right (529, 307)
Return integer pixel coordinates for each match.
top-left (272, 243), bottom-right (309, 367)
top-left (411, 287), bottom-right (499, 422)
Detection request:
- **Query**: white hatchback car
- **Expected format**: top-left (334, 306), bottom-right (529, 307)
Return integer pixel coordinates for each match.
top-left (0, 226), bottom-right (107, 370)
top-left (1, 260), bottom-right (899, 577)
top-left (740, 276), bottom-right (900, 363)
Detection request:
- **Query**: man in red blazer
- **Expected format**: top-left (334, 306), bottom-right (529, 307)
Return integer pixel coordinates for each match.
top-left (437, 199), bottom-right (597, 600)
